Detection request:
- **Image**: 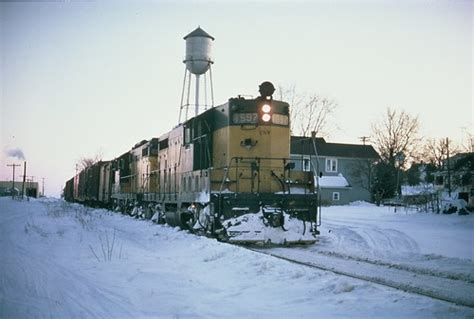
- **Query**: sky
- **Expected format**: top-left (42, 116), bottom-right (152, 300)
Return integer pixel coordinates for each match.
top-left (0, 0), bottom-right (472, 197)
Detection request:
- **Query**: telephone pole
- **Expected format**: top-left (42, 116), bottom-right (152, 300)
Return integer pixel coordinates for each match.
top-left (42, 178), bottom-right (45, 197)
top-left (446, 137), bottom-right (452, 197)
top-left (359, 136), bottom-right (370, 145)
top-left (22, 161), bottom-right (27, 199)
top-left (28, 176), bottom-right (34, 200)
top-left (20, 175), bottom-right (34, 198)
top-left (6, 163), bottom-right (21, 199)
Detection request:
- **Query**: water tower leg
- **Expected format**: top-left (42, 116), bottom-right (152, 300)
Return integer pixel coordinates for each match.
top-left (204, 72), bottom-right (208, 110)
top-left (209, 64), bottom-right (214, 107)
top-left (195, 74), bottom-right (200, 116)
top-left (186, 72), bottom-right (192, 120)
top-left (179, 68), bottom-right (188, 124)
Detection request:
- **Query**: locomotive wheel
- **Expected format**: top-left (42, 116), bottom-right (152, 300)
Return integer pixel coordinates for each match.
top-left (144, 206), bottom-right (153, 219)
top-left (214, 226), bottom-right (229, 242)
top-left (181, 211), bottom-right (196, 231)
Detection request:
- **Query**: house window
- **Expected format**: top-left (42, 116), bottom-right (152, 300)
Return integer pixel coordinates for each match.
top-left (302, 157), bottom-right (311, 172)
top-left (326, 158), bottom-right (338, 172)
top-left (332, 192), bottom-right (340, 201)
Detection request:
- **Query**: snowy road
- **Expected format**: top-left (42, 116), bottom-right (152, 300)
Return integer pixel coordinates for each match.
top-left (1, 198), bottom-right (473, 318)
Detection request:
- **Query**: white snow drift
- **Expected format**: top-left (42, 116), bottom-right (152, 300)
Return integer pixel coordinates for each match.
top-left (1, 197), bottom-right (473, 318)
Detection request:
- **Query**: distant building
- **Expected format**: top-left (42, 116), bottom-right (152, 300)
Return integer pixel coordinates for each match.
top-left (291, 136), bottom-right (380, 205)
top-left (434, 152), bottom-right (474, 207)
top-left (0, 181), bottom-right (40, 198)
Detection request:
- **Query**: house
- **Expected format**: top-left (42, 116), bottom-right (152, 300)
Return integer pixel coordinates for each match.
top-left (433, 152), bottom-right (473, 207)
top-left (290, 136), bottom-right (380, 205)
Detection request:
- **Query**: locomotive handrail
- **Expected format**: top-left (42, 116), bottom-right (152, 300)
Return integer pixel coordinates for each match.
top-left (218, 156), bottom-right (306, 196)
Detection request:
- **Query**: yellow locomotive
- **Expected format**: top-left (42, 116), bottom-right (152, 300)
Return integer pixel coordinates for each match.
top-left (65, 82), bottom-right (320, 244)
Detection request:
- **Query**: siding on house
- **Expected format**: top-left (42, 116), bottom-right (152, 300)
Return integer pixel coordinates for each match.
top-left (290, 136), bottom-right (380, 205)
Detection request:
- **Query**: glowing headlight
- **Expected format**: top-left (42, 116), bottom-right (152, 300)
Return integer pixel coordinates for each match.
top-left (262, 114), bottom-right (271, 122)
top-left (262, 104), bottom-right (271, 113)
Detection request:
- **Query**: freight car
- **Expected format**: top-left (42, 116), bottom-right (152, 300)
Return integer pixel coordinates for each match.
top-left (64, 161), bottom-right (111, 207)
top-left (65, 82), bottom-right (321, 244)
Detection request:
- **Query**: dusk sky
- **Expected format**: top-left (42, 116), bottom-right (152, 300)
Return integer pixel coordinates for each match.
top-left (1, 0), bottom-right (472, 197)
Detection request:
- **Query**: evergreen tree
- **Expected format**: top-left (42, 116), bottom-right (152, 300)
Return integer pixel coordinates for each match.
top-left (372, 162), bottom-right (398, 205)
top-left (405, 163), bottom-right (422, 186)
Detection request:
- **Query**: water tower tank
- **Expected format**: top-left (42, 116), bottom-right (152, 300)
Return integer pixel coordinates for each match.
top-left (183, 27), bottom-right (214, 75)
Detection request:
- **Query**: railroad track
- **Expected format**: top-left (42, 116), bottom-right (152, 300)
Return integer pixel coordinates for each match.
top-left (244, 246), bottom-right (474, 309)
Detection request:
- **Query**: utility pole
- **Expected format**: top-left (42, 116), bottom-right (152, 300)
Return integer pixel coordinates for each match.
top-left (359, 136), bottom-right (370, 145)
top-left (6, 163), bottom-right (21, 199)
top-left (21, 176), bottom-right (34, 200)
top-left (446, 137), bottom-right (452, 197)
top-left (42, 178), bottom-right (45, 197)
top-left (22, 161), bottom-right (27, 199)
top-left (28, 176), bottom-right (34, 200)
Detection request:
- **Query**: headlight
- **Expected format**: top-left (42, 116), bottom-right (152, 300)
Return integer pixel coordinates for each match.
top-left (262, 114), bottom-right (271, 122)
top-left (262, 104), bottom-right (271, 113)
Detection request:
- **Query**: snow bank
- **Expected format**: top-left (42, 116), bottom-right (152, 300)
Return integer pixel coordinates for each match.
top-left (1, 198), bottom-right (472, 318)
top-left (319, 204), bottom-right (474, 260)
top-left (224, 210), bottom-right (317, 244)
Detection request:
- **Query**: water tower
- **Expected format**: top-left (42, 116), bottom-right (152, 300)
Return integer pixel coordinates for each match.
top-left (179, 26), bottom-right (215, 123)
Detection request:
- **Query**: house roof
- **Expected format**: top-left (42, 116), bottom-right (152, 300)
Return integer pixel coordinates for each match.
top-left (291, 136), bottom-right (380, 159)
top-left (318, 174), bottom-right (350, 188)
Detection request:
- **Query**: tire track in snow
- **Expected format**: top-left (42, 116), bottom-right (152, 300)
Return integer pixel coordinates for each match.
top-left (246, 247), bottom-right (474, 308)
top-left (315, 250), bottom-right (474, 284)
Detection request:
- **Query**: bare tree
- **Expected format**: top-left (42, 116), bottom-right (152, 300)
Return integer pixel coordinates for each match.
top-left (423, 138), bottom-right (447, 169)
top-left (461, 131), bottom-right (474, 153)
top-left (78, 153), bottom-right (102, 170)
top-left (276, 84), bottom-right (304, 134)
top-left (277, 85), bottom-right (338, 137)
top-left (349, 158), bottom-right (378, 192)
top-left (299, 95), bottom-right (338, 137)
top-left (371, 108), bottom-right (421, 169)
top-left (423, 137), bottom-right (460, 169)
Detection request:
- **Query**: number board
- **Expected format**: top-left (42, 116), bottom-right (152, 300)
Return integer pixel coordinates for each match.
top-left (232, 113), bottom-right (289, 126)
top-left (233, 113), bottom-right (258, 124)
top-left (272, 114), bottom-right (289, 126)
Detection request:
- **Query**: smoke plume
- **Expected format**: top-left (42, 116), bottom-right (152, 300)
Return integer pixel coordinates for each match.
top-left (6, 148), bottom-right (26, 161)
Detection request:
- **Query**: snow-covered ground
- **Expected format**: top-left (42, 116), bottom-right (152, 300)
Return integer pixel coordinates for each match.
top-left (1, 197), bottom-right (473, 318)
top-left (320, 201), bottom-right (473, 261)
